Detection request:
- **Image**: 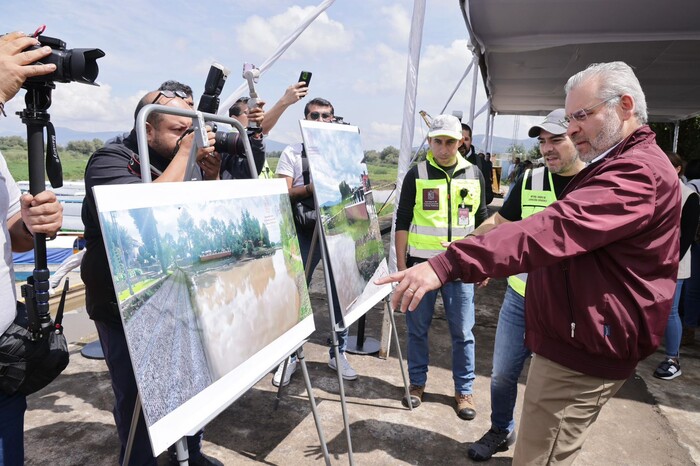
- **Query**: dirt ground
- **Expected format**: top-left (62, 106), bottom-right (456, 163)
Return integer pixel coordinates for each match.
top-left (22, 204), bottom-right (700, 465)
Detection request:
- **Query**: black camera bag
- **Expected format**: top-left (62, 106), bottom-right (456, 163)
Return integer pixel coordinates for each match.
top-left (0, 301), bottom-right (69, 396)
top-left (292, 146), bottom-right (317, 233)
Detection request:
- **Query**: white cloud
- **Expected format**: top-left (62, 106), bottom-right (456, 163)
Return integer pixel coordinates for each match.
top-left (235, 6), bottom-right (353, 60)
top-left (47, 84), bottom-right (141, 132)
top-left (380, 4), bottom-right (411, 44)
top-left (352, 43), bottom-right (406, 94)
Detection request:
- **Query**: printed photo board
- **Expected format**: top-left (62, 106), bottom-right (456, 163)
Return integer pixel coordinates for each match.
top-left (300, 120), bottom-right (392, 328)
top-left (93, 178), bottom-right (314, 454)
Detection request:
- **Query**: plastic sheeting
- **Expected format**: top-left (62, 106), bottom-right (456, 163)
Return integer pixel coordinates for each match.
top-left (461, 0), bottom-right (700, 121)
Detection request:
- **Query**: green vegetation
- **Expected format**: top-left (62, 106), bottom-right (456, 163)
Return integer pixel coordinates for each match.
top-left (118, 277), bottom-right (160, 302)
top-left (0, 136), bottom-right (96, 181)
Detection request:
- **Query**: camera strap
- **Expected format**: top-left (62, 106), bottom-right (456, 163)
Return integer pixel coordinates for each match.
top-left (127, 151), bottom-right (163, 180)
top-left (45, 122), bottom-right (64, 189)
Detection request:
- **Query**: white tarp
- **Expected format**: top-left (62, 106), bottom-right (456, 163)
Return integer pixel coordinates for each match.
top-left (460, 0), bottom-right (700, 121)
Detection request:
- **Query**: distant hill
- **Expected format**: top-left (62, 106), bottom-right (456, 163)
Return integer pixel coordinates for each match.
top-left (0, 128), bottom-right (533, 155)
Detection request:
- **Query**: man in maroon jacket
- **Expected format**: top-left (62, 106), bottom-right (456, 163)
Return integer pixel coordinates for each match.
top-left (378, 62), bottom-right (680, 464)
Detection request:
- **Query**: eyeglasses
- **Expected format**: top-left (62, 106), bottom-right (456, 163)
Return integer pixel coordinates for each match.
top-left (150, 89), bottom-right (189, 105)
top-left (564, 95), bottom-right (620, 123)
top-left (307, 111), bottom-right (333, 121)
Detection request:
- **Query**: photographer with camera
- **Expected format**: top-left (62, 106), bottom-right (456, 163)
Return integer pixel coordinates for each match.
top-left (0, 31), bottom-right (64, 466)
top-left (220, 97), bottom-right (267, 180)
top-left (81, 90), bottom-right (221, 466)
top-left (229, 81), bottom-right (310, 180)
top-left (272, 97), bottom-right (358, 387)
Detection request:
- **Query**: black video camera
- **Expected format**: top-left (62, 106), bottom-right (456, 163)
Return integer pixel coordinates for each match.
top-left (24, 35), bottom-right (104, 86)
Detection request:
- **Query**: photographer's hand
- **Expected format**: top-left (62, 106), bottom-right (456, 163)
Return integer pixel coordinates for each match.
top-left (8, 191), bottom-right (63, 252)
top-left (198, 127), bottom-right (220, 180)
top-left (0, 32), bottom-right (56, 106)
top-left (248, 99), bottom-right (265, 128)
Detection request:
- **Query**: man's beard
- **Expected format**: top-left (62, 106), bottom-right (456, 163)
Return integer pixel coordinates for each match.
top-left (578, 109), bottom-right (623, 162)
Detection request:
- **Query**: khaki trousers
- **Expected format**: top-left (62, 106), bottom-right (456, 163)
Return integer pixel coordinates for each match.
top-left (513, 354), bottom-right (627, 465)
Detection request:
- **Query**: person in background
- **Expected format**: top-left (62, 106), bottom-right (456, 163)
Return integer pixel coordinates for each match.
top-left (273, 97), bottom-right (357, 387)
top-left (652, 152), bottom-right (699, 380)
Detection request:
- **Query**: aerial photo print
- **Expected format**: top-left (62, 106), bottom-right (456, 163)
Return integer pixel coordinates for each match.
top-left (93, 179), bottom-right (314, 454)
top-left (300, 120), bottom-right (392, 328)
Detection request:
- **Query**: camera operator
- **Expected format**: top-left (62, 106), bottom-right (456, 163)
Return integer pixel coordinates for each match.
top-left (159, 80), bottom-right (194, 108)
top-left (81, 90), bottom-right (221, 466)
top-left (0, 31), bottom-right (63, 466)
top-left (228, 81), bottom-right (310, 179)
top-left (220, 98), bottom-right (267, 180)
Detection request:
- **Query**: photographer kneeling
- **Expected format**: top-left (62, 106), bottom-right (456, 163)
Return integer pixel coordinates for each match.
top-left (81, 90), bottom-right (223, 466)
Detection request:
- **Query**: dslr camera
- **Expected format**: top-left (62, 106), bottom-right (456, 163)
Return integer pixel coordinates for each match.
top-left (24, 35), bottom-right (104, 85)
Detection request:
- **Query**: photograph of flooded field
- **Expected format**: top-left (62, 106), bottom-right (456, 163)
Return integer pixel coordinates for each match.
top-left (300, 121), bottom-right (392, 328)
top-left (93, 180), bottom-right (314, 453)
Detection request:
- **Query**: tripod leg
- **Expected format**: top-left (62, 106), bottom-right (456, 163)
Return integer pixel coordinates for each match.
top-left (385, 297), bottom-right (413, 411)
top-left (175, 437), bottom-right (189, 465)
top-left (329, 330), bottom-right (355, 465)
top-left (273, 355), bottom-right (291, 411)
top-left (296, 346), bottom-right (331, 466)
top-left (123, 394), bottom-right (142, 466)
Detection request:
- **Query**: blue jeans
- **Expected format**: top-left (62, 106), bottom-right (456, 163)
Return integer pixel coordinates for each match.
top-left (491, 286), bottom-right (530, 432)
top-left (663, 279), bottom-right (685, 358)
top-left (0, 392), bottom-right (26, 466)
top-left (683, 244), bottom-right (700, 328)
top-left (405, 280), bottom-right (475, 393)
top-left (298, 228), bottom-right (348, 357)
top-left (95, 320), bottom-right (203, 465)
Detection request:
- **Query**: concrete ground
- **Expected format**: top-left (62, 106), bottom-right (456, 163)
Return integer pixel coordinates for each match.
top-left (22, 202), bottom-right (700, 465)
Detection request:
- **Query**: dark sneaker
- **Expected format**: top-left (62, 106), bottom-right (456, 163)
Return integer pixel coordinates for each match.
top-left (653, 358), bottom-right (682, 380)
top-left (455, 392), bottom-right (476, 420)
top-left (401, 384), bottom-right (425, 408)
top-left (468, 427), bottom-right (516, 461)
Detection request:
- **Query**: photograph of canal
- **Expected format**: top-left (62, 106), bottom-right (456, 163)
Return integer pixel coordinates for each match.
top-left (300, 121), bottom-right (392, 328)
top-left (93, 179), bottom-right (314, 451)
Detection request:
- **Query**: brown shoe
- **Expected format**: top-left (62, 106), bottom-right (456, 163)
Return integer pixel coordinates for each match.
top-left (402, 384), bottom-right (425, 408)
top-left (455, 392), bottom-right (476, 420)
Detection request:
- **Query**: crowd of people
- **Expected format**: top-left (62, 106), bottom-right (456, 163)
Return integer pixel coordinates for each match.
top-left (1, 26), bottom-right (698, 466)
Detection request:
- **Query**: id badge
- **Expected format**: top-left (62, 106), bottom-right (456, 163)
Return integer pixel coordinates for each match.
top-left (458, 206), bottom-right (471, 226)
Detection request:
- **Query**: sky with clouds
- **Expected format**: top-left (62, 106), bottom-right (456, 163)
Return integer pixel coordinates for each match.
top-left (3, 0), bottom-right (541, 150)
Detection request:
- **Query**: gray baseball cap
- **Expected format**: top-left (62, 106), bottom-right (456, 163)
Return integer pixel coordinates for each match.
top-left (528, 108), bottom-right (568, 138)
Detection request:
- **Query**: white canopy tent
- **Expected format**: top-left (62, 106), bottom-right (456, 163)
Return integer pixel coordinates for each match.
top-left (459, 0), bottom-right (700, 122)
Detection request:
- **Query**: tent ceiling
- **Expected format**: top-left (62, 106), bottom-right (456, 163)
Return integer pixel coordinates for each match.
top-left (461, 0), bottom-right (700, 121)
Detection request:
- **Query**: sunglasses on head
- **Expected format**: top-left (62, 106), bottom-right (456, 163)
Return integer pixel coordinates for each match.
top-left (151, 89), bottom-right (189, 105)
top-left (307, 111), bottom-right (333, 121)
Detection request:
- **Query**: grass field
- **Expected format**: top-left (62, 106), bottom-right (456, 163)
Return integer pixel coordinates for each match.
top-left (4, 148), bottom-right (399, 190)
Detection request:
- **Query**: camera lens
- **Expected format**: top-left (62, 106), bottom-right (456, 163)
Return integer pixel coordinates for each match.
top-left (214, 131), bottom-right (238, 154)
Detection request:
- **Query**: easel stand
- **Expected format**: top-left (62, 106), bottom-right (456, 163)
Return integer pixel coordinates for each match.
top-left (119, 104), bottom-right (329, 465)
top-left (344, 314), bottom-right (380, 355)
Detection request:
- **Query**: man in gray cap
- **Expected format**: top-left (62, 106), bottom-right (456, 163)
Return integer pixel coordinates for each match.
top-left (394, 114), bottom-right (488, 419)
top-left (466, 109), bottom-right (585, 461)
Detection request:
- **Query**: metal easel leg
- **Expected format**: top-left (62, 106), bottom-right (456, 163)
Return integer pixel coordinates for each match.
top-left (296, 346), bottom-right (331, 466)
top-left (385, 296), bottom-right (413, 411)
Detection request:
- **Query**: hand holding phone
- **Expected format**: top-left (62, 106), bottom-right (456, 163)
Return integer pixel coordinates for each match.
top-left (298, 70), bottom-right (312, 87)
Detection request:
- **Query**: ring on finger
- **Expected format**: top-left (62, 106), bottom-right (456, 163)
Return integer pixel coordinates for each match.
top-left (407, 288), bottom-right (415, 294)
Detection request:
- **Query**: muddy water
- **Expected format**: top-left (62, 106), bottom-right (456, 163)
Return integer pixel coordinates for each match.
top-left (325, 233), bottom-right (366, 316)
top-left (192, 249), bottom-right (303, 379)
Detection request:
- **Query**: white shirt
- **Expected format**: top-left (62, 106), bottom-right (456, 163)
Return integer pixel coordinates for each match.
top-left (0, 152), bottom-right (22, 334)
top-left (276, 143), bottom-right (310, 188)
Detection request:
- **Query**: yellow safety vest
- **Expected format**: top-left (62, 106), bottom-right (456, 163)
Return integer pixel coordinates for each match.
top-left (407, 153), bottom-right (481, 260)
top-left (507, 167), bottom-right (557, 296)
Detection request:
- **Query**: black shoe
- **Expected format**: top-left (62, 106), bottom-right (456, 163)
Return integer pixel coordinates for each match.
top-left (653, 358), bottom-right (682, 380)
top-left (468, 427), bottom-right (516, 461)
